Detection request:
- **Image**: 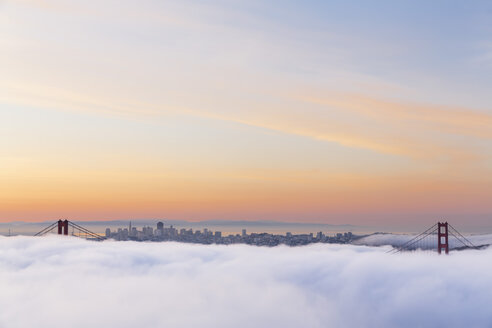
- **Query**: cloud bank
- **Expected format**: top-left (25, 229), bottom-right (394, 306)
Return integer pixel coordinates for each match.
top-left (0, 236), bottom-right (491, 328)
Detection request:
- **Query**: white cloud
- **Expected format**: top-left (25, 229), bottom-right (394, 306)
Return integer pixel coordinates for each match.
top-left (0, 236), bottom-right (491, 327)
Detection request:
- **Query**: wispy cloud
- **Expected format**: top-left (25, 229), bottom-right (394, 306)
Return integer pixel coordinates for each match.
top-left (1, 0), bottom-right (490, 164)
top-left (2, 79), bottom-right (489, 163)
top-left (302, 93), bottom-right (492, 139)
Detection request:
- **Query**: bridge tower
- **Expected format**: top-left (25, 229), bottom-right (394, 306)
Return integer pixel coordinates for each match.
top-left (57, 220), bottom-right (69, 235)
top-left (437, 222), bottom-right (449, 254)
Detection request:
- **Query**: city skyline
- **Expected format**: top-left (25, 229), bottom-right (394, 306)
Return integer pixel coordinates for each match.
top-left (1, 0), bottom-right (491, 228)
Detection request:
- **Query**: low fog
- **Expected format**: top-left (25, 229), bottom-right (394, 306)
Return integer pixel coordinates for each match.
top-left (0, 236), bottom-right (490, 328)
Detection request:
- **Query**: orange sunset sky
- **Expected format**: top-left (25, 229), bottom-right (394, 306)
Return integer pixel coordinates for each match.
top-left (1, 0), bottom-right (491, 228)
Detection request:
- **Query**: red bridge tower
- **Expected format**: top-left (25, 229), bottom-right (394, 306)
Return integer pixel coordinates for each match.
top-left (57, 219), bottom-right (69, 235)
top-left (437, 222), bottom-right (449, 254)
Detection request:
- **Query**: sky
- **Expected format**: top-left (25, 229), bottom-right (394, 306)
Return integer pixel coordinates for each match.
top-left (1, 0), bottom-right (491, 228)
top-left (0, 236), bottom-right (491, 327)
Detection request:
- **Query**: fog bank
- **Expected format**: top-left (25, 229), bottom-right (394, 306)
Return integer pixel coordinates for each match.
top-left (0, 236), bottom-right (490, 328)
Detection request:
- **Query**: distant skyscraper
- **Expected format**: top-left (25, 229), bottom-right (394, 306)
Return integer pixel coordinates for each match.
top-left (105, 228), bottom-right (111, 238)
top-left (157, 222), bottom-right (164, 230)
top-left (242, 229), bottom-right (247, 237)
top-left (143, 226), bottom-right (153, 237)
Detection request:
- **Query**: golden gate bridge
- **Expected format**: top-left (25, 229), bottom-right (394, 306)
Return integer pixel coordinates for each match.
top-left (34, 219), bottom-right (105, 241)
top-left (387, 221), bottom-right (478, 254)
top-left (33, 220), bottom-right (480, 253)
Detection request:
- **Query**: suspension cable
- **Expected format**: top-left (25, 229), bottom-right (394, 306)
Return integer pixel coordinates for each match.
top-left (387, 223), bottom-right (438, 254)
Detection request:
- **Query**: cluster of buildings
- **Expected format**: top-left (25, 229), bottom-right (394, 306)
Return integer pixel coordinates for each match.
top-left (105, 222), bottom-right (355, 246)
